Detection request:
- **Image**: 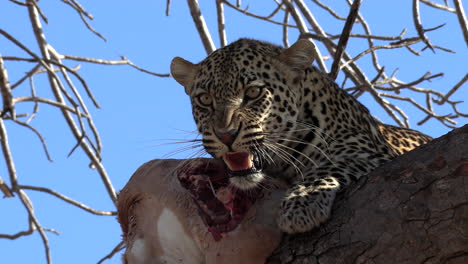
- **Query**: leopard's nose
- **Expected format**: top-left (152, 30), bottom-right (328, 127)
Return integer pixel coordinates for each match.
top-left (215, 128), bottom-right (239, 147)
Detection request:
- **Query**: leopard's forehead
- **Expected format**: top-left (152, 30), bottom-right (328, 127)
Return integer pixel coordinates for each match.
top-left (191, 39), bottom-right (283, 98)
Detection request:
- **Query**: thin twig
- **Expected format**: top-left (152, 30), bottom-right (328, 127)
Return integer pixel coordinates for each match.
top-left (8, 0), bottom-right (28, 6)
top-left (17, 189), bottom-right (52, 264)
top-left (346, 0), bottom-right (385, 77)
top-left (0, 55), bottom-right (15, 118)
top-left (381, 92), bottom-right (457, 125)
top-left (30, 0), bottom-right (49, 24)
top-left (61, 0), bottom-right (106, 41)
top-left (0, 216), bottom-right (59, 239)
top-left (0, 176), bottom-right (13, 198)
top-left (11, 63), bottom-right (41, 89)
top-left (62, 55), bottom-right (170, 77)
top-left (19, 185), bottom-right (116, 216)
top-left (61, 0), bottom-right (93, 19)
top-left (166, 0), bottom-right (171, 16)
top-left (435, 73), bottom-right (468, 105)
top-left (222, 0), bottom-right (298, 29)
top-left (421, 0), bottom-right (456, 12)
top-left (340, 40), bottom-right (423, 69)
top-left (96, 241), bottom-right (125, 264)
top-left (0, 119), bottom-right (18, 189)
top-left (26, 74), bottom-right (39, 123)
top-left (13, 120), bottom-right (53, 162)
top-left (327, 29), bottom-right (407, 41)
top-left (413, 0), bottom-right (435, 51)
top-left (14, 96), bottom-right (89, 117)
top-left (311, 0), bottom-right (348, 21)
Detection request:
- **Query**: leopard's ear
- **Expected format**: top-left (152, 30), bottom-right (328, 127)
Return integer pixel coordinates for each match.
top-left (171, 57), bottom-right (196, 93)
top-left (279, 39), bottom-right (316, 70)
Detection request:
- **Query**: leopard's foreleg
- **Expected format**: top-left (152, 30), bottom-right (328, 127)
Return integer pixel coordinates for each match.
top-left (277, 158), bottom-right (374, 233)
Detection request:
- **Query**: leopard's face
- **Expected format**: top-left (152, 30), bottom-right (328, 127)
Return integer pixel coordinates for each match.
top-left (171, 39), bottom-right (315, 189)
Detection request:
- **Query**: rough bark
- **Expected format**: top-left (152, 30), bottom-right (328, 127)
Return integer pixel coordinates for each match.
top-left (267, 124), bottom-right (468, 264)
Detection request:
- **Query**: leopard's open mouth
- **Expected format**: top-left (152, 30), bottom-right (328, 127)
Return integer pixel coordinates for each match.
top-left (223, 152), bottom-right (263, 178)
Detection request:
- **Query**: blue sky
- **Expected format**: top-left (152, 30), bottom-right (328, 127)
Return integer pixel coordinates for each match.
top-left (0, 1), bottom-right (466, 263)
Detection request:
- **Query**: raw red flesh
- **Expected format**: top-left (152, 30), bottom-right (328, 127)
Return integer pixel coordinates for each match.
top-left (224, 152), bottom-right (252, 171)
top-left (177, 160), bottom-right (261, 241)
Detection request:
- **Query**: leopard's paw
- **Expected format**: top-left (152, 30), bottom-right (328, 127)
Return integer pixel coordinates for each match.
top-left (277, 193), bottom-right (330, 234)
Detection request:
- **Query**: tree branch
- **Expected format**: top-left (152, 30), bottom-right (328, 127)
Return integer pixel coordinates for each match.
top-left (187, 0), bottom-right (216, 54)
top-left (329, 0), bottom-right (361, 80)
top-left (453, 0), bottom-right (468, 47)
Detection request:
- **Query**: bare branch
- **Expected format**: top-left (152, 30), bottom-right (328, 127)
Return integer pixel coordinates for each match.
top-left (13, 96), bottom-right (88, 117)
top-left (311, 0), bottom-right (347, 21)
top-left (61, 0), bottom-right (93, 19)
top-left (26, 0), bottom-right (117, 204)
top-left (346, 0), bottom-right (385, 76)
top-left (435, 73), bottom-right (468, 105)
top-left (62, 55), bottom-right (170, 77)
top-left (29, 0), bottom-right (48, 24)
top-left (327, 29), bottom-right (407, 41)
top-left (19, 185), bottom-right (117, 216)
top-left (283, 10), bottom-right (290, 48)
top-left (0, 55), bottom-right (15, 118)
top-left (48, 50), bottom-right (103, 152)
top-left (329, 0), bottom-right (362, 80)
top-left (166, 0), bottom-right (171, 16)
top-left (216, 0), bottom-right (227, 47)
top-left (13, 120), bottom-right (53, 162)
top-left (17, 190), bottom-right (52, 264)
top-left (0, 227), bottom-right (35, 239)
top-left (0, 176), bottom-right (13, 198)
top-left (381, 92), bottom-right (457, 126)
top-left (421, 0), bottom-right (456, 12)
top-left (0, 216), bottom-right (59, 239)
top-left (386, 72), bottom-right (444, 91)
top-left (453, 0), bottom-right (468, 46)
top-left (340, 40), bottom-right (423, 70)
top-left (96, 241), bottom-right (125, 264)
top-left (294, 2), bottom-right (369, 88)
top-left (8, 0), bottom-right (27, 6)
top-left (413, 0), bottom-right (435, 51)
top-left (61, 0), bottom-right (106, 41)
top-left (26, 74), bottom-right (39, 123)
top-left (0, 119), bottom-right (18, 189)
top-left (187, 0), bottom-right (216, 54)
top-left (11, 63), bottom-right (41, 89)
top-left (222, 1), bottom-right (298, 28)
top-left (286, 0), bottom-right (328, 72)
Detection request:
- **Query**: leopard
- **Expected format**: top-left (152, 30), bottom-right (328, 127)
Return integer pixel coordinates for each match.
top-left (170, 38), bottom-right (432, 234)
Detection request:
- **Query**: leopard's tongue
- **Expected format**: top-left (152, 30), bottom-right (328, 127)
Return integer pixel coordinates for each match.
top-left (223, 152), bottom-right (253, 171)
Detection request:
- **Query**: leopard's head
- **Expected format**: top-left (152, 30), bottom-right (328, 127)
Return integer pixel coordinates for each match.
top-left (170, 39), bottom-right (315, 189)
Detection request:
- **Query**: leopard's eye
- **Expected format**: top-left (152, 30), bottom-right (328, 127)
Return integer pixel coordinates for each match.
top-left (245, 86), bottom-right (262, 101)
top-left (196, 93), bottom-right (213, 107)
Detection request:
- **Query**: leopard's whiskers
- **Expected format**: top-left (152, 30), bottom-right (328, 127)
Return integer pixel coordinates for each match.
top-left (263, 141), bottom-right (305, 180)
top-left (265, 135), bottom-right (333, 165)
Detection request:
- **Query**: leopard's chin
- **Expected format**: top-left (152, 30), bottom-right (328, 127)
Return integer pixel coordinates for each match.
top-left (222, 152), bottom-right (265, 190)
top-left (229, 171), bottom-right (265, 190)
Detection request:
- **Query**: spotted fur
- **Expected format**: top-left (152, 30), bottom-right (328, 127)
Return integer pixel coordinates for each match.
top-left (170, 39), bottom-right (432, 233)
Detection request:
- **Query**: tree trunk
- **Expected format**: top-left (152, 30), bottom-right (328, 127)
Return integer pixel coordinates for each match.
top-left (267, 125), bottom-right (468, 264)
